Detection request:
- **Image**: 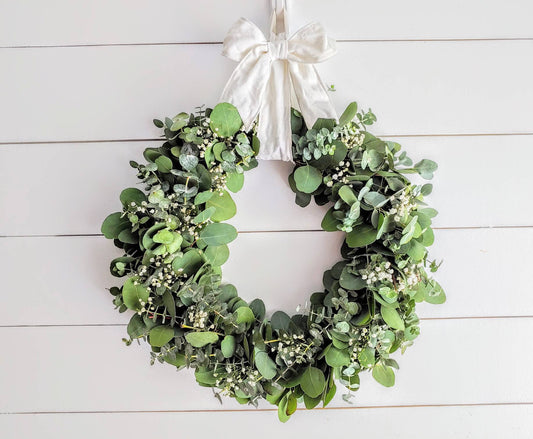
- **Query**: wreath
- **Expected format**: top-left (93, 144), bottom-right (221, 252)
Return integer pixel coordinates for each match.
top-left (101, 101), bottom-right (445, 421)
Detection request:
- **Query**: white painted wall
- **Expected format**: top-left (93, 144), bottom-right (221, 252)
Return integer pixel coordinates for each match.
top-left (1, 1), bottom-right (532, 437)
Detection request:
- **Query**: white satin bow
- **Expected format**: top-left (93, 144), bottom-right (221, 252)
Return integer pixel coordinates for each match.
top-left (220, 8), bottom-right (337, 162)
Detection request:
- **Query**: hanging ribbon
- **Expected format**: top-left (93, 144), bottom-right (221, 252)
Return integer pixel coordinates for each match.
top-left (220, 0), bottom-right (337, 162)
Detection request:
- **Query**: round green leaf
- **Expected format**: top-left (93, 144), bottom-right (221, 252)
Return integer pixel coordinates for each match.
top-left (118, 229), bottom-right (137, 245)
top-left (358, 346), bottom-right (376, 368)
top-left (195, 367), bottom-right (218, 385)
top-left (221, 335), bottom-right (236, 358)
top-left (286, 393), bottom-right (297, 415)
top-left (372, 362), bottom-right (395, 387)
top-left (179, 154), bottom-right (199, 171)
top-left (338, 185), bottom-right (357, 205)
top-left (122, 277), bottom-right (149, 311)
top-left (171, 249), bottom-right (204, 275)
top-left (204, 244), bottom-right (230, 266)
top-left (155, 155), bottom-right (173, 173)
top-left (381, 306), bottom-right (405, 330)
top-left (162, 290), bottom-right (176, 317)
top-left (194, 190), bottom-right (214, 205)
top-left (304, 394), bottom-right (321, 409)
top-left (346, 224), bottom-right (378, 248)
top-left (249, 299), bottom-right (266, 321)
top-left (209, 103), bottom-right (243, 138)
top-left (271, 311), bottom-right (291, 331)
top-left (234, 306), bottom-right (255, 324)
top-left (325, 346), bottom-right (351, 367)
top-left (300, 366), bottom-right (326, 398)
top-left (192, 206), bottom-right (216, 224)
top-left (141, 223), bottom-right (166, 250)
top-left (200, 223), bottom-right (238, 246)
top-left (226, 172), bottom-right (244, 193)
top-left (255, 351), bottom-right (277, 380)
top-left (185, 331), bottom-right (219, 348)
top-left (120, 188), bottom-right (147, 206)
top-left (127, 314), bottom-right (147, 339)
top-left (206, 190), bottom-right (237, 221)
top-left (153, 229), bottom-right (174, 245)
top-left (149, 326), bottom-right (175, 347)
top-left (294, 165), bottom-right (322, 194)
top-left (277, 394), bottom-right (291, 423)
top-left (321, 207), bottom-right (339, 232)
top-left (101, 212), bottom-right (130, 239)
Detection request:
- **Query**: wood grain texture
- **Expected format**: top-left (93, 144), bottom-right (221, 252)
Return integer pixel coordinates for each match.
top-left (1, 405), bottom-right (532, 439)
top-left (1, 135), bottom-right (532, 236)
top-left (1, 318), bottom-right (531, 413)
top-left (1, 0), bottom-right (531, 434)
top-left (1, 0), bottom-right (532, 47)
top-left (0, 227), bottom-right (532, 327)
top-left (0, 41), bottom-right (532, 144)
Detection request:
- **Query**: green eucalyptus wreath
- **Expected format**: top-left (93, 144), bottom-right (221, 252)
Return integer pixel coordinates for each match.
top-left (102, 101), bottom-right (445, 421)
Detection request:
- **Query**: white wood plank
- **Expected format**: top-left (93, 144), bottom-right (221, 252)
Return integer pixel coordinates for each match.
top-left (1, 0), bottom-right (532, 47)
top-left (0, 319), bottom-right (530, 412)
top-left (1, 135), bottom-right (532, 236)
top-left (1, 405), bottom-right (532, 439)
top-left (0, 41), bottom-right (532, 144)
top-left (1, 228), bottom-right (531, 327)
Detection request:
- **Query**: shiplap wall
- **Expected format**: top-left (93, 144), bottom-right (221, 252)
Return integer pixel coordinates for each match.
top-left (1, 0), bottom-right (532, 437)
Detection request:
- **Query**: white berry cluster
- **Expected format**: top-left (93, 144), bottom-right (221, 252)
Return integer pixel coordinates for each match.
top-left (272, 334), bottom-right (315, 367)
top-left (360, 260), bottom-right (394, 286)
top-left (388, 191), bottom-right (417, 223)
top-left (146, 256), bottom-right (184, 289)
top-left (396, 262), bottom-right (422, 292)
top-left (326, 160), bottom-right (350, 187)
top-left (176, 204), bottom-right (200, 238)
top-left (187, 305), bottom-right (212, 329)
top-left (131, 200), bottom-right (149, 214)
top-left (340, 123), bottom-right (365, 149)
top-left (210, 164), bottom-right (228, 192)
top-left (213, 364), bottom-right (260, 395)
top-left (134, 294), bottom-right (153, 316)
top-left (348, 326), bottom-right (369, 363)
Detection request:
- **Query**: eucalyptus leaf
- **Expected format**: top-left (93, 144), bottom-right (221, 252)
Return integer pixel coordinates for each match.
top-left (209, 103), bottom-right (242, 137)
top-left (372, 362), bottom-right (395, 387)
top-left (294, 165), bottom-right (322, 194)
top-left (149, 326), bottom-right (175, 347)
top-left (122, 277), bottom-right (149, 311)
top-left (185, 331), bottom-right (219, 348)
top-left (339, 101), bottom-right (358, 126)
top-left (120, 188), bottom-right (147, 206)
top-left (200, 223), bottom-right (238, 246)
top-left (300, 367), bottom-right (326, 398)
top-left (381, 306), bottom-right (405, 330)
top-left (221, 335), bottom-right (236, 358)
top-left (206, 190), bottom-right (237, 221)
top-left (255, 351), bottom-right (277, 379)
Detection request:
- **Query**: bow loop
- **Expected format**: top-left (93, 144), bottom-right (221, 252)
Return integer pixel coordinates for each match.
top-left (222, 18), bottom-right (268, 62)
top-left (288, 22), bottom-right (336, 63)
top-left (220, 12), bottom-right (337, 162)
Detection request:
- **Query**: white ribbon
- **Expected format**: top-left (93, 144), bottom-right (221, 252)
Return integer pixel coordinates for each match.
top-left (220, 0), bottom-right (337, 162)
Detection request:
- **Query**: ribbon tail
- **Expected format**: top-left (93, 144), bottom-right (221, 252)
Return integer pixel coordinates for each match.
top-left (256, 59), bottom-right (293, 162)
top-left (289, 62), bottom-right (337, 129)
top-left (220, 48), bottom-right (272, 131)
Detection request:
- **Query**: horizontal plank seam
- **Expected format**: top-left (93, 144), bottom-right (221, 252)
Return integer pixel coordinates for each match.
top-left (1, 132), bottom-right (532, 146)
top-left (1, 37), bottom-right (533, 50)
top-left (2, 224), bottom-right (533, 239)
top-left (2, 401), bottom-right (532, 416)
top-left (1, 316), bottom-right (532, 329)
